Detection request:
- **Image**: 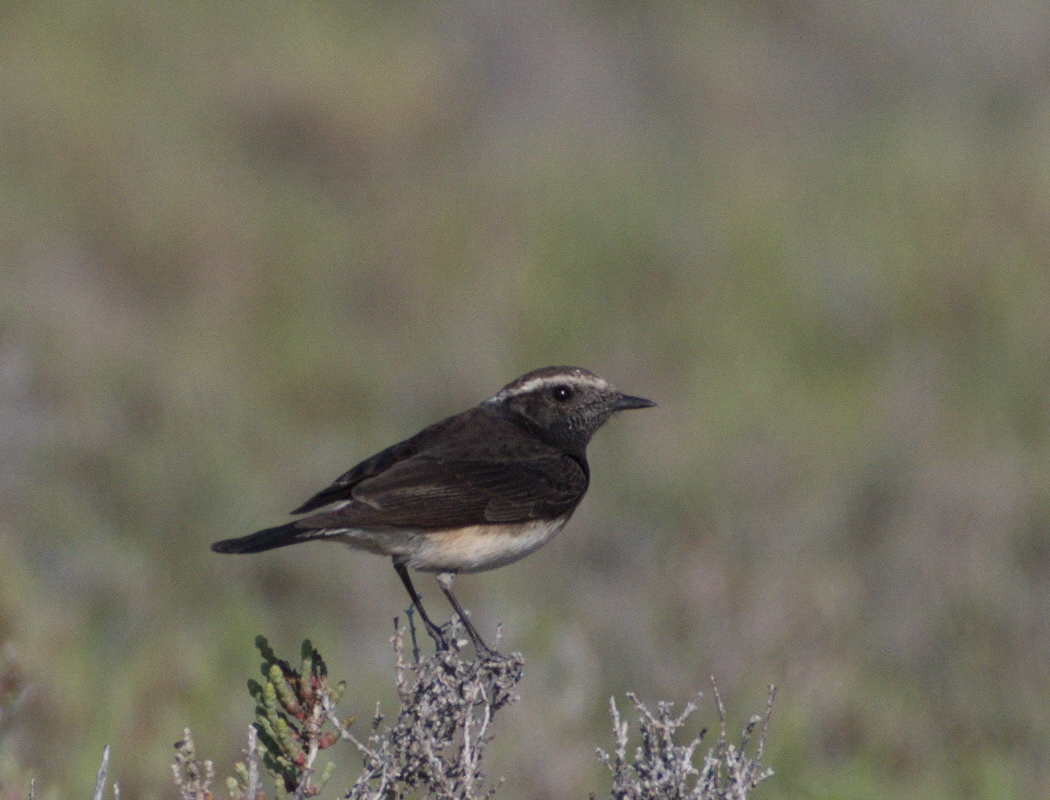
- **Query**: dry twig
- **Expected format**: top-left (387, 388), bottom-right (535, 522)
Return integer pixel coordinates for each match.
top-left (598, 682), bottom-right (775, 800)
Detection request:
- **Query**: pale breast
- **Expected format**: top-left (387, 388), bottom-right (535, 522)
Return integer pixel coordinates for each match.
top-left (334, 516), bottom-right (571, 573)
top-left (410, 517), bottom-right (570, 573)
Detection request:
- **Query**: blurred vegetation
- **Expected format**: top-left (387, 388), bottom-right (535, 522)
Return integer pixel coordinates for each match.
top-left (2, 1), bottom-right (1049, 798)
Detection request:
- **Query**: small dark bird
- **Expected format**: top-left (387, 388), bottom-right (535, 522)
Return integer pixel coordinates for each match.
top-left (212, 366), bottom-right (654, 655)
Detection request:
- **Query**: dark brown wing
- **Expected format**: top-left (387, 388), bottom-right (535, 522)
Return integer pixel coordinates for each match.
top-left (291, 408), bottom-right (486, 514)
top-left (213, 403), bottom-right (589, 557)
top-left (319, 451), bottom-right (588, 528)
top-left (211, 452), bottom-right (587, 554)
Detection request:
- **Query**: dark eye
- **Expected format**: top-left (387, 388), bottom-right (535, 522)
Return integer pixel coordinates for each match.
top-left (551, 385), bottom-right (573, 402)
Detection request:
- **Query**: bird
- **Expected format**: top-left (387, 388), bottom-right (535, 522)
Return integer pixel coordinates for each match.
top-left (212, 366), bottom-right (655, 656)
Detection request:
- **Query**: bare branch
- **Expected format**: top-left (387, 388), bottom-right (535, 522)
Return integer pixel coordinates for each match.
top-left (93, 746), bottom-right (109, 800)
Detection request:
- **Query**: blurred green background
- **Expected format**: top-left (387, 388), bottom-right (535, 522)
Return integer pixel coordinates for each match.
top-left (2, 1), bottom-right (1049, 798)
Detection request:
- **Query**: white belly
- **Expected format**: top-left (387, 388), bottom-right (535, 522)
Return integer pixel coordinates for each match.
top-left (334, 516), bottom-right (570, 573)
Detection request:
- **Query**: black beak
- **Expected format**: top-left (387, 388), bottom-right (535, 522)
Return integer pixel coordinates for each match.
top-left (614, 393), bottom-right (657, 411)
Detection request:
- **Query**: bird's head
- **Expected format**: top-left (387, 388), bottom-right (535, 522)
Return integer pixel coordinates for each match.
top-left (484, 366), bottom-right (655, 454)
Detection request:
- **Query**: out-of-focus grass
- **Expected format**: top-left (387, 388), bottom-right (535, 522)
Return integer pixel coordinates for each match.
top-left (2, 2), bottom-right (1050, 799)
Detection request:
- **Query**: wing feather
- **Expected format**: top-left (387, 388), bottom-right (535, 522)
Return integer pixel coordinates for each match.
top-left (284, 405), bottom-right (589, 531)
top-left (290, 410), bottom-right (480, 514)
top-left (301, 453), bottom-right (587, 530)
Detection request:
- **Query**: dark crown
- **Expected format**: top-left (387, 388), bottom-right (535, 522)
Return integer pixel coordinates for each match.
top-left (483, 366), bottom-right (654, 453)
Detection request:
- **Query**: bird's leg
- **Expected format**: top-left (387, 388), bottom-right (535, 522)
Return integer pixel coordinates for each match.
top-left (393, 561), bottom-right (448, 650)
top-left (434, 572), bottom-right (496, 658)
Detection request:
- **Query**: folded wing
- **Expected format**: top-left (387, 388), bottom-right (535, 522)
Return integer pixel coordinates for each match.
top-left (307, 451), bottom-right (588, 530)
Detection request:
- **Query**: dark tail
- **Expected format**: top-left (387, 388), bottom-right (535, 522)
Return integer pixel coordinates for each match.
top-left (211, 522), bottom-right (328, 554)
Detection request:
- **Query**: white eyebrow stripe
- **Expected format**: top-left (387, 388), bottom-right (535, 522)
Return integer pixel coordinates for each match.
top-left (491, 372), bottom-right (611, 400)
